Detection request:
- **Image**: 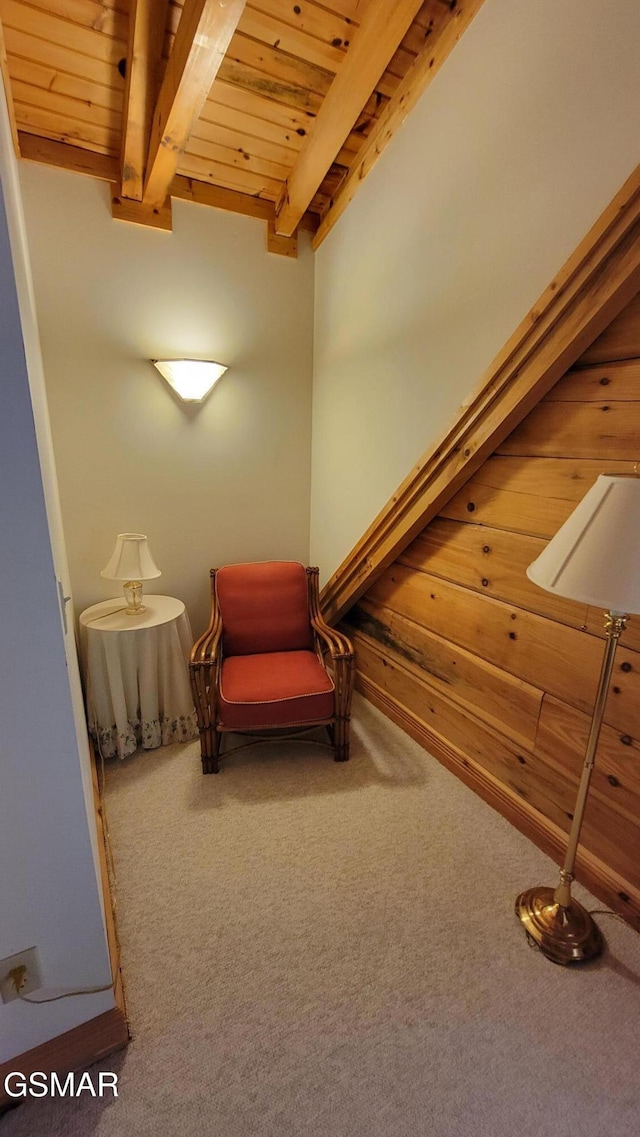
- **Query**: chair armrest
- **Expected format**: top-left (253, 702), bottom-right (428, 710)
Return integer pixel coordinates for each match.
top-left (190, 618), bottom-right (221, 724)
top-left (190, 620), bottom-right (222, 670)
top-left (190, 572), bottom-right (223, 741)
top-left (306, 567), bottom-right (355, 672)
top-left (311, 614), bottom-right (354, 663)
top-left (190, 568), bottom-right (222, 671)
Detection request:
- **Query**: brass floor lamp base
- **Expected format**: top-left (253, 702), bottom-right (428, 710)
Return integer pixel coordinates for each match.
top-left (515, 887), bottom-right (603, 965)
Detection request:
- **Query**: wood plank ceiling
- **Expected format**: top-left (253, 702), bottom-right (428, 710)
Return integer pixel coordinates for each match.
top-left (0, 0), bottom-right (481, 251)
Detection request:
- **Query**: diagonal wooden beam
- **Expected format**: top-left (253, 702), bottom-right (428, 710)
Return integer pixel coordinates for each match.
top-left (0, 13), bottom-right (19, 157)
top-left (120, 0), bottom-right (169, 201)
top-left (312, 0), bottom-right (486, 249)
top-left (143, 0), bottom-right (246, 209)
top-left (274, 0), bottom-right (424, 238)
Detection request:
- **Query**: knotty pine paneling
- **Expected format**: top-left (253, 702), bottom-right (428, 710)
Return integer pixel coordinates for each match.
top-left (353, 289), bottom-right (640, 921)
top-left (402, 517), bottom-right (640, 654)
top-left (245, 0), bottom-right (355, 54)
top-left (2, 24), bottom-right (121, 94)
top-left (352, 634), bottom-right (640, 890)
top-left (364, 566), bottom-right (640, 736)
top-left (7, 54), bottom-right (122, 113)
top-left (457, 453), bottom-right (638, 502)
top-left (580, 291), bottom-right (640, 365)
top-left (2, 0), bottom-right (457, 220)
top-left (351, 634), bottom-right (568, 828)
top-left (497, 401), bottom-right (639, 461)
top-left (535, 695), bottom-right (640, 825)
top-left (344, 605), bottom-right (543, 748)
top-left (204, 85), bottom-right (313, 149)
top-left (441, 480), bottom-right (574, 539)
top-left (400, 518), bottom-right (589, 629)
top-left (176, 151), bottom-right (282, 199)
top-left (546, 359), bottom-right (640, 401)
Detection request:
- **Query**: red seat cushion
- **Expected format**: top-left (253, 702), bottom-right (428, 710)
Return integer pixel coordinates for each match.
top-left (218, 651), bottom-right (335, 730)
top-left (216, 561), bottom-right (313, 656)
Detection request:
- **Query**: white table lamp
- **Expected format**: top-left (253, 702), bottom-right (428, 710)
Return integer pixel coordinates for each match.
top-left (516, 473), bottom-right (640, 963)
top-left (101, 533), bottom-right (161, 614)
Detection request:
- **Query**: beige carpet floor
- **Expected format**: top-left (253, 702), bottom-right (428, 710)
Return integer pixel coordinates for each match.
top-left (4, 694), bottom-right (640, 1136)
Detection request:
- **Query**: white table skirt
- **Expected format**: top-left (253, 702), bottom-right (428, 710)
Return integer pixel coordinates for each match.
top-left (79, 596), bottom-right (199, 760)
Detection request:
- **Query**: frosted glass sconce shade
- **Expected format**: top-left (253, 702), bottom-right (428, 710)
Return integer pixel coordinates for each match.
top-left (101, 533), bottom-right (161, 615)
top-left (152, 359), bottom-right (228, 403)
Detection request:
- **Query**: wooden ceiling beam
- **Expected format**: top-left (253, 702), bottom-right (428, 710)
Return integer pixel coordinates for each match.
top-left (313, 0), bottom-right (485, 248)
top-left (112, 186), bottom-right (173, 230)
top-left (0, 13), bottom-right (19, 156)
top-left (274, 0), bottom-right (423, 238)
top-left (18, 133), bottom-right (119, 181)
top-left (142, 0), bottom-right (246, 209)
top-left (119, 0), bottom-right (169, 201)
top-left (17, 133), bottom-right (318, 252)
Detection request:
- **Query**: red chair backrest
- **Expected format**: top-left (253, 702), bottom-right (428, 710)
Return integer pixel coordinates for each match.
top-left (215, 561), bottom-right (313, 656)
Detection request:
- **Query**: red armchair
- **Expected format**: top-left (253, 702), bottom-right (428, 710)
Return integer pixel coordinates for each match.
top-left (190, 561), bottom-right (355, 774)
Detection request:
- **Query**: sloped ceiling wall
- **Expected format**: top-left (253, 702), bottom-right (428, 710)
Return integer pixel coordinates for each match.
top-left (311, 0), bottom-right (640, 584)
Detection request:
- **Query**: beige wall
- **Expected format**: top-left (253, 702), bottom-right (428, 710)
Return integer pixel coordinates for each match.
top-left (311, 0), bottom-right (640, 582)
top-left (19, 163), bottom-right (314, 636)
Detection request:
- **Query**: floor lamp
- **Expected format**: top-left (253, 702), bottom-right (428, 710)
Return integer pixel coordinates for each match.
top-left (515, 473), bottom-right (640, 964)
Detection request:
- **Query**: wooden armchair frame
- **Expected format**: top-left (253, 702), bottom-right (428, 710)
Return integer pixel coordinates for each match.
top-left (190, 566), bottom-right (355, 774)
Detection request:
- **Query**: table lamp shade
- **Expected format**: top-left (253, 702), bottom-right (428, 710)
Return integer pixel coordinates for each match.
top-left (527, 474), bottom-right (640, 613)
top-left (101, 534), bottom-right (161, 582)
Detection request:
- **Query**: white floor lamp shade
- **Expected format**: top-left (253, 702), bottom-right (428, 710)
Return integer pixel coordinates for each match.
top-left (527, 474), bottom-right (640, 613)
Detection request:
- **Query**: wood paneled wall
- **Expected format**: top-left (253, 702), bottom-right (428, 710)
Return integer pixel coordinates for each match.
top-left (344, 292), bottom-right (640, 928)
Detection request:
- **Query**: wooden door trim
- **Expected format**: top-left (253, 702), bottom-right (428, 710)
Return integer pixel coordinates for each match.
top-left (0, 751), bottom-right (128, 1110)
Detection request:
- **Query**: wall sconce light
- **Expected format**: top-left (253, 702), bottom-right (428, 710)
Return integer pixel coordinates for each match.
top-left (152, 359), bottom-right (228, 403)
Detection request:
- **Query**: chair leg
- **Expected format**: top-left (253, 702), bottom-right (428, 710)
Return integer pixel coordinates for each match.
top-left (200, 727), bottom-right (220, 773)
top-left (333, 716), bottom-right (350, 762)
top-left (201, 728), bottom-right (220, 774)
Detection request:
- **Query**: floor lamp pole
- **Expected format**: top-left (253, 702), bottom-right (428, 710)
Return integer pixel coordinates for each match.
top-left (515, 611), bottom-right (627, 965)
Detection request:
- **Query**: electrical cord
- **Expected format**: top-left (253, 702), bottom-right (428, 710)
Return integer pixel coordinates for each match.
top-left (589, 908), bottom-right (629, 926)
top-left (19, 983), bottom-right (115, 1004)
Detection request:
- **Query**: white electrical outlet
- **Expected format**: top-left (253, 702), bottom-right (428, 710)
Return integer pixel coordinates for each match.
top-left (0, 947), bottom-right (43, 1003)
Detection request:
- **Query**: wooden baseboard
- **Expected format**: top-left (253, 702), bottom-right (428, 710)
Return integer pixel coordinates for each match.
top-left (91, 745), bottom-right (126, 1017)
top-left (357, 671), bottom-right (640, 933)
top-left (0, 1007), bottom-right (129, 1110)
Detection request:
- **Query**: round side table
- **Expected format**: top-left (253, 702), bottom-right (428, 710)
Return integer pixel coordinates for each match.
top-left (79, 595), bottom-right (198, 759)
